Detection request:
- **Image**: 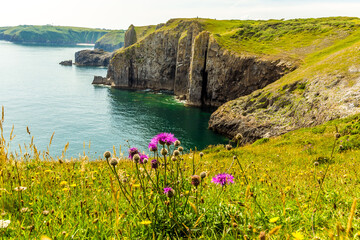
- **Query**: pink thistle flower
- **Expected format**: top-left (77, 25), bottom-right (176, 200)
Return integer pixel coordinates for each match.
top-left (212, 173), bottom-right (234, 186)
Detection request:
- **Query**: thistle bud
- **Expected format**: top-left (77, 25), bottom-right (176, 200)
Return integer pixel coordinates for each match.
top-left (110, 158), bottom-right (118, 166)
top-left (191, 175), bottom-right (201, 187)
top-left (103, 151), bottom-right (111, 159)
top-left (174, 140), bottom-right (181, 146)
top-left (173, 150), bottom-right (180, 156)
top-left (161, 148), bottom-right (168, 156)
top-left (133, 154), bottom-right (140, 163)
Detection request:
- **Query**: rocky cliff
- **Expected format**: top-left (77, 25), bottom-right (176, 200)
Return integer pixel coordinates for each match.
top-left (75, 49), bottom-right (113, 67)
top-left (106, 19), bottom-right (295, 107)
top-left (105, 17), bottom-right (360, 142)
top-left (209, 37), bottom-right (360, 143)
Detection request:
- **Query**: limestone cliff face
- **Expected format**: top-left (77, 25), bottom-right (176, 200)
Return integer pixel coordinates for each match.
top-left (106, 20), bottom-right (294, 107)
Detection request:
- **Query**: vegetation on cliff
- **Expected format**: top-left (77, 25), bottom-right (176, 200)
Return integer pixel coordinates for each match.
top-left (94, 30), bottom-right (125, 51)
top-left (2, 105), bottom-right (360, 238)
top-left (209, 17), bottom-right (360, 142)
top-left (0, 25), bottom-right (109, 45)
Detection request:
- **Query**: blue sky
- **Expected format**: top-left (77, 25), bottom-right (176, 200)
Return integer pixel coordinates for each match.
top-left (1, 0), bottom-right (360, 29)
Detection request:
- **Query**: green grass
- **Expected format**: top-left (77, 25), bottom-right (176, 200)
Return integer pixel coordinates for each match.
top-left (134, 25), bottom-right (157, 41)
top-left (2, 108), bottom-right (360, 239)
top-left (95, 30), bottom-right (125, 45)
top-left (0, 25), bottom-right (110, 44)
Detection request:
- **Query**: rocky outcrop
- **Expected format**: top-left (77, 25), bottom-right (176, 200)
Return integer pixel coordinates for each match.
top-left (106, 20), bottom-right (295, 107)
top-left (59, 60), bottom-right (72, 66)
top-left (75, 49), bottom-right (113, 67)
top-left (124, 25), bottom-right (137, 48)
top-left (92, 76), bottom-right (112, 85)
top-left (209, 40), bottom-right (360, 143)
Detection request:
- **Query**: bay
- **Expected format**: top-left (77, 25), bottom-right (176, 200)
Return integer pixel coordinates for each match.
top-left (0, 40), bottom-right (227, 157)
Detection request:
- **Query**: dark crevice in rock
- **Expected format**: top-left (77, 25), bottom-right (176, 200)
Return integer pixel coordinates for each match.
top-left (201, 46), bottom-right (208, 105)
top-left (128, 60), bottom-right (134, 87)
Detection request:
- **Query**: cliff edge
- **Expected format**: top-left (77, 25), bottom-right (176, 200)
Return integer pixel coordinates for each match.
top-left (106, 19), bottom-right (295, 107)
top-left (104, 17), bottom-right (360, 142)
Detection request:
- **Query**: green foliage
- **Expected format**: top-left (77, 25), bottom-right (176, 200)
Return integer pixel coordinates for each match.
top-left (252, 138), bottom-right (269, 146)
top-left (0, 25), bottom-right (110, 45)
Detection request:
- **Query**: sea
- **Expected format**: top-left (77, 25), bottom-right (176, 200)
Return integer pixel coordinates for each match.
top-left (0, 40), bottom-right (227, 158)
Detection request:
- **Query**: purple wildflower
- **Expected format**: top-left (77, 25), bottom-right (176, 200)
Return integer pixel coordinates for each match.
top-left (128, 147), bottom-right (139, 159)
top-left (163, 187), bottom-right (174, 198)
top-left (139, 153), bottom-right (148, 164)
top-left (151, 159), bottom-right (158, 169)
top-left (212, 173), bottom-right (234, 186)
top-left (148, 142), bottom-right (158, 152)
top-left (151, 133), bottom-right (178, 146)
top-left (163, 187), bottom-right (172, 194)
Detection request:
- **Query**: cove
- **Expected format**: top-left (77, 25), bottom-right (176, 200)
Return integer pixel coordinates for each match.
top-left (0, 40), bottom-right (227, 157)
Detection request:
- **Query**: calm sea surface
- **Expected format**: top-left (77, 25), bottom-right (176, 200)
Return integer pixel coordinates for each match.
top-left (0, 40), bottom-right (227, 157)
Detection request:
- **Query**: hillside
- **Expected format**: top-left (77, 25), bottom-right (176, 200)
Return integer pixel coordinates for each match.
top-left (2, 107), bottom-right (360, 238)
top-left (209, 18), bottom-right (360, 143)
top-left (94, 30), bottom-right (125, 51)
top-left (0, 25), bottom-right (109, 45)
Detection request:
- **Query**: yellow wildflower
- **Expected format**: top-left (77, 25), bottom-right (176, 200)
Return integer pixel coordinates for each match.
top-left (62, 188), bottom-right (69, 192)
top-left (70, 184), bottom-right (77, 187)
top-left (60, 181), bottom-right (67, 186)
top-left (269, 217), bottom-right (279, 223)
top-left (139, 220), bottom-right (152, 225)
top-left (292, 232), bottom-right (304, 240)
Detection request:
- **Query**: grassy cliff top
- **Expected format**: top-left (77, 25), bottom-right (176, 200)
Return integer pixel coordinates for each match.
top-left (1, 25), bottom-right (109, 35)
top-left (162, 17), bottom-right (360, 61)
top-left (95, 30), bottom-right (125, 45)
top-left (134, 25), bottom-right (157, 41)
top-left (0, 25), bottom-right (110, 44)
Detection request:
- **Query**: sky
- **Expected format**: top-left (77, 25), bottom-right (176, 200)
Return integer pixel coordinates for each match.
top-left (1, 0), bottom-right (360, 30)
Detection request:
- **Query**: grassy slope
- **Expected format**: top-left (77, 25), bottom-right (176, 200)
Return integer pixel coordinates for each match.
top-left (95, 30), bottom-right (125, 46)
top-left (142, 17), bottom-right (360, 62)
top-left (1, 113), bottom-right (360, 238)
top-left (0, 25), bottom-right (109, 44)
top-left (134, 25), bottom-right (157, 41)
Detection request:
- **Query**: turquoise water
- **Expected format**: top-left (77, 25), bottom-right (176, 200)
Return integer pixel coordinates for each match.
top-left (0, 40), bottom-right (227, 157)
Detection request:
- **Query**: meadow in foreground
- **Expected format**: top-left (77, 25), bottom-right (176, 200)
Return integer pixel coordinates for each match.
top-left (1, 106), bottom-right (360, 239)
